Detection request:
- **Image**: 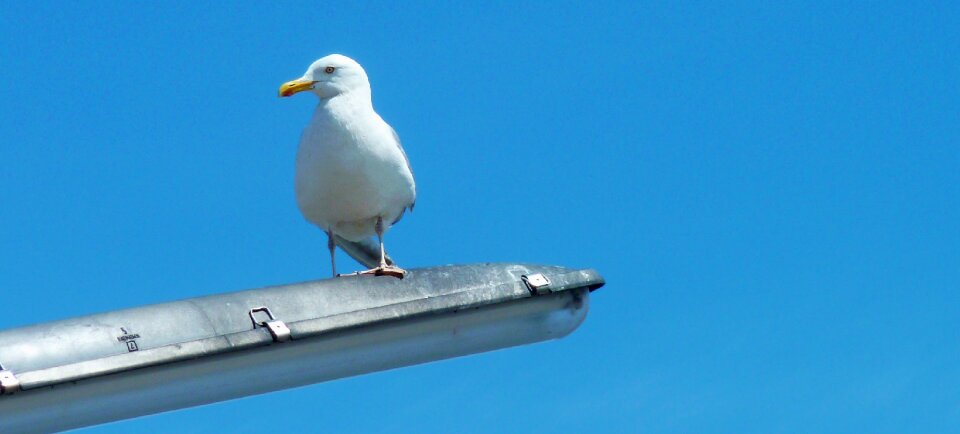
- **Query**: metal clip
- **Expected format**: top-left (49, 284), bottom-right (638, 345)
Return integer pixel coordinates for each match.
top-left (0, 365), bottom-right (20, 395)
top-left (248, 307), bottom-right (291, 343)
top-left (521, 273), bottom-right (552, 295)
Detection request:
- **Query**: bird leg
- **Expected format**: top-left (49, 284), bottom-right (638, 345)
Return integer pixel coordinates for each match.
top-left (357, 216), bottom-right (406, 278)
top-left (326, 229), bottom-right (338, 277)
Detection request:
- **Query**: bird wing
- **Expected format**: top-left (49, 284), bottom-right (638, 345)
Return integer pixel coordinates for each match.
top-left (390, 126), bottom-right (416, 211)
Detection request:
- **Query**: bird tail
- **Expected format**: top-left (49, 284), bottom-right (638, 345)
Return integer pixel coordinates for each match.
top-left (333, 235), bottom-right (394, 268)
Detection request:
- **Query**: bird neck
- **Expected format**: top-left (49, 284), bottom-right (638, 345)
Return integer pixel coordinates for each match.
top-left (313, 89), bottom-right (376, 127)
top-left (318, 89), bottom-right (373, 116)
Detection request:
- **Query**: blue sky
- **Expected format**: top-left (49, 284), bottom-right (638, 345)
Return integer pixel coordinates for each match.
top-left (1, 1), bottom-right (958, 433)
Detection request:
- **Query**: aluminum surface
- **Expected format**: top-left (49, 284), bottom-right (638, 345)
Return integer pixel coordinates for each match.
top-left (0, 263), bottom-right (603, 432)
top-left (0, 370), bottom-right (18, 395)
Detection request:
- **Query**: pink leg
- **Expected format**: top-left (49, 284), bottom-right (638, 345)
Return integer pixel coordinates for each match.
top-left (356, 216), bottom-right (406, 278)
top-left (326, 229), bottom-right (337, 277)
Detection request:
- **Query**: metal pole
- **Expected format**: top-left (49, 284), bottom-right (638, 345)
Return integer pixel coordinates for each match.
top-left (0, 263), bottom-right (603, 433)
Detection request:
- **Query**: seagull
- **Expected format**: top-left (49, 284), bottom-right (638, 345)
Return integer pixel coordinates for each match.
top-left (279, 54), bottom-right (415, 278)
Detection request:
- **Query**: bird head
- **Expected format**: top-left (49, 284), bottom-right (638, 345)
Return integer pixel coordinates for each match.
top-left (279, 54), bottom-right (370, 99)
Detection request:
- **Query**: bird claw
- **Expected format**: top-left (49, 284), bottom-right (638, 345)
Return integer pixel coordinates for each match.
top-left (356, 265), bottom-right (407, 279)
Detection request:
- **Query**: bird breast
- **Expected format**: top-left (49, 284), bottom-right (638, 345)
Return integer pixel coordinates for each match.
top-left (294, 106), bottom-right (415, 239)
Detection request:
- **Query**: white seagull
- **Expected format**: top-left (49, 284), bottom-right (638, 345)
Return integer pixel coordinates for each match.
top-left (279, 54), bottom-right (415, 278)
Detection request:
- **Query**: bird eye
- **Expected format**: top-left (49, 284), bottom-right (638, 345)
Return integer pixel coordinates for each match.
top-left (324, 66), bottom-right (335, 73)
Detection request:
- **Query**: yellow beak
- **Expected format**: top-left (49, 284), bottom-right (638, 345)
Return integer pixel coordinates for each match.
top-left (279, 79), bottom-right (317, 97)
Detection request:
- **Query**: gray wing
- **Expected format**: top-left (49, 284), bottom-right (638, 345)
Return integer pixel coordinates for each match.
top-left (390, 126), bottom-right (416, 220)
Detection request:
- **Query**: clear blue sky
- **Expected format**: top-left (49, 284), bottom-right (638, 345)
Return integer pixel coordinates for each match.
top-left (1, 2), bottom-right (958, 433)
